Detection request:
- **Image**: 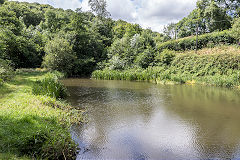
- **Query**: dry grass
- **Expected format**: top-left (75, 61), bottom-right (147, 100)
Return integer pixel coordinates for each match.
top-left (181, 45), bottom-right (240, 55)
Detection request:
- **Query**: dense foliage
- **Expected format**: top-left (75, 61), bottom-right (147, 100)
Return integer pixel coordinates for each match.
top-left (0, 0), bottom-right (239, 77)
top-left (164, 0), bottom-right (239, 39)
top-left (0, 59), bottom-right (13, 85)
top-left (93, 46), bottom-right (240, 87)
top-left (157, 30), bottom-right (235, 52)
top-left (231, 18), bottom-right (240, 42)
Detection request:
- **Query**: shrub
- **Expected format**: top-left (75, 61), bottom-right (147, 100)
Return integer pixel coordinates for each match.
top-left (109, 55), bottom-right (126, 70)
top-left (155, 49), bottom-right (176, 66)
top-left (42, 37), bottom-right (77, 76)
top-left (157, 30), bottom-right (236, 52)
top-left (134, 47), bottom-right (154, 69)
top-left (231, 18), bottom-right (240, 42)
top-left (32, 72), bottom-right (68, 99)
top-left (0, 59), bottom-right (14, 81)
top-left (171, 53), bottom-right (240, 76)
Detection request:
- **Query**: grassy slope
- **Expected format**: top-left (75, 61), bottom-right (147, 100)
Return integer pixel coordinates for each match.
top-left (92, 45), bottom-right (240, 88)
top-left (0, 70), bottom-right (81, 159)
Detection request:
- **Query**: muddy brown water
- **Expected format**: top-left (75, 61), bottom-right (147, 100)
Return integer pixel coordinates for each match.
top-left (62, 78), bottom-right (240, 160)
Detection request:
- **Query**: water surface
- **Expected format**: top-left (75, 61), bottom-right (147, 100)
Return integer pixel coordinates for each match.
top-left (62, 79), bottom-right (240, 160)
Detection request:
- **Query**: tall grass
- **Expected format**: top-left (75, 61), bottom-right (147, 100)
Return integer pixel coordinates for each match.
top-left (32, 72), bottom-right (68, 99)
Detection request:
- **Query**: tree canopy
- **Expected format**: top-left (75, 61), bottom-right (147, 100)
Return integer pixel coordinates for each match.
top-left (0, 0), bottom-right (239, 76)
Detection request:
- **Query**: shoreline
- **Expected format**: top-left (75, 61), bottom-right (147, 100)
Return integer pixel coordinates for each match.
top-left (0, 69), bottom-right (83, 159)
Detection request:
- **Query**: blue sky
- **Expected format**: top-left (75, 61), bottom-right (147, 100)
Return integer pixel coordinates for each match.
top-left (15, 0), bottom-right (198, 32)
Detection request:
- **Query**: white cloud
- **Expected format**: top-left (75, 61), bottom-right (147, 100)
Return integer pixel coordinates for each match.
top-left (13, 0), bottom-right (198, 32)
top-left (104, 0), bottom-right (197, 32)
top-left (15, 0), bottom-right (81, 10)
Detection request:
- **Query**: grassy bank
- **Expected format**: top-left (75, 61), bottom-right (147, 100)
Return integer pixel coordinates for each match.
top-left (92, 46), bottom-right (240, 88)
top-left (0, 69), bottom-right (83, 159)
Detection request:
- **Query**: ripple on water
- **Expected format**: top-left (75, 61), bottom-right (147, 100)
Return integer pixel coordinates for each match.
top-left (63, 79), bottom-right (240, 160)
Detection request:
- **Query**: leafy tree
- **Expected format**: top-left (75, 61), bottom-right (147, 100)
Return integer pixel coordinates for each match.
top-left (112, 20), bottom-right (142, 39)
top-left (43, 9), bottom-right (70, 32)
top-left (90, 17), bottom-right (114, 47)
top-left (3, 1), bottom-right (43, 27)
top-left (215, 0), bottom-right (240, 18)
top-left (70, 10), bottom-right (107, 76)
top-left (164, 23), bottom-right (178, 39)
top-left (204, 1), bottom-right (231, 32)
top-left (42, 37), bottom-right (77, 76)
top-left (0, 6), bottom-right (23, 35)
top-left (109, 55), bottom-right (127, 70)
top-left (88, 0), bottom-right (110, 18)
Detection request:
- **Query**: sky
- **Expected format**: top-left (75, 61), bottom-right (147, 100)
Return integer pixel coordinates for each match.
top-left (15, 0), bottom-right (198, 32)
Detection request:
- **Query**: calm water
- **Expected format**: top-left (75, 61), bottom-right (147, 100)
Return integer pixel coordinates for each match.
top-left (62, 79), bottom-right (240, 160)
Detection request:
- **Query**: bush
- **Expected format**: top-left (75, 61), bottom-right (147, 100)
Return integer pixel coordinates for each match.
top-left (171, 53), bottom-right (240, 76)
top-left (109, 55), bottom-right (126, 70)
top-left (0, 59), bottom-right (14, 81)
top-left (42, 37), bottom-right (77, 76)
top-left (32, 72), bottom-right (68, 99)
top-left (157, 30), bottom-right (236, 52)
top-left (155, 49), bottom-right (176, 66)
top-left (134, 46), bottom-right (154, 69)
top-left (231, 18), bottom-right (240, 42)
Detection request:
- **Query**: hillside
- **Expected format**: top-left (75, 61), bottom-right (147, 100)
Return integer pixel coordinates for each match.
top-left (0, 0), bottom-right (240, 84)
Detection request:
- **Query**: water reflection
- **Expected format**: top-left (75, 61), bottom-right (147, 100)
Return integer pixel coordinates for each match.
top-left (62, 79), bottom-right (240, 160)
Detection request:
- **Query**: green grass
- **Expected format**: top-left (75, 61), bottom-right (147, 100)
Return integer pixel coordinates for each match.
top-left (0, 69), bottom-right (84, 159)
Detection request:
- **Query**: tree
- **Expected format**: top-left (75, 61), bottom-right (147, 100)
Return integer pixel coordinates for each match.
top-left (204, 1), bottom-right (231, 32)
top-left (88, 0), bottom-right (110, 18)
top-left (0, 6), bottom-right (23, 35)
top-left (42, 37), bottom-right (77, 76)
top-left (231, 18), bottom-right (240, 42)
top-left (163, 23), bottom-right (178, 39)
top-left (2, 1), bottom-right (43, 27)
top-left (0, 28), bottom-right (42, 68)
top-left (155, 49), bottom-right (176, 66)
top-left (215, 0), bottom-right (240, 18)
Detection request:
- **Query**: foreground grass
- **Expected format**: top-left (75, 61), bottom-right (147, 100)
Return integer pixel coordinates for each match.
top-left (0, 70), bottom-right (83, 159)
top-left (92, 46), bottom-right (240, 88)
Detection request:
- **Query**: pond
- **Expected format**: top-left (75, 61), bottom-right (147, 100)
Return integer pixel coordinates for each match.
top-left (62, 79), bottom-right (240, 160)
